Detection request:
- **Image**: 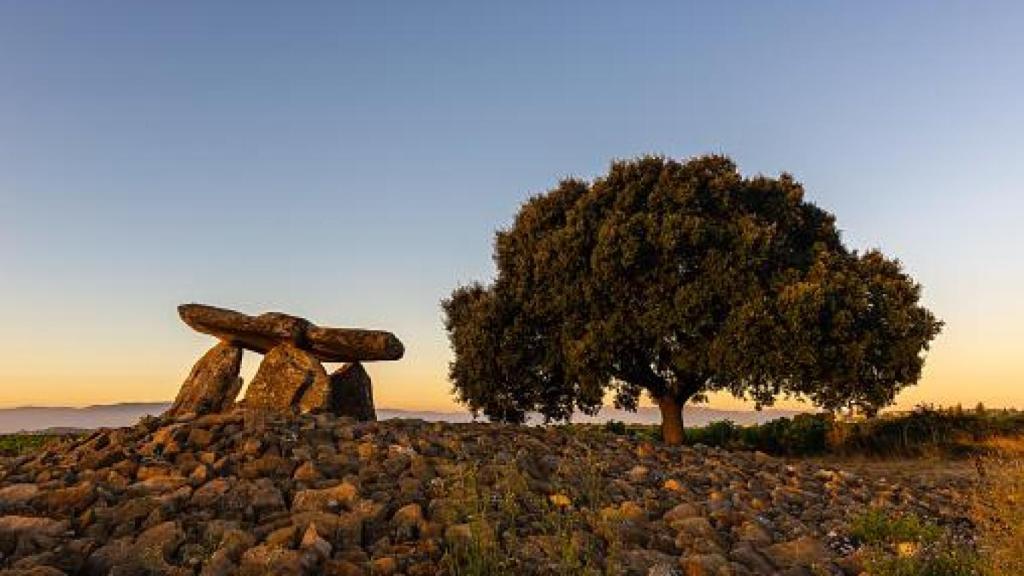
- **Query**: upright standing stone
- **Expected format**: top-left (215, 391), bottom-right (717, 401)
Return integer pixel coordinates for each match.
top-left (245, 344), bottom-right (329, 413)
top-left (327, 363), bottom-right (376, 421)
top-left (168, 342), bottom-right (243, 417)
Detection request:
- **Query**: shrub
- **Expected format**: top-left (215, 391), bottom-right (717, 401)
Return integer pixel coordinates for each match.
top-left (0, 434), bottom-right (64, 456)
top-left (680, 406), bottom-right (1024, 458)
top-left (685, 420), bottom-right (740, 448)
top-left (850, 509), bottom-right (980, 576)
top-left (602, 420), bottom-right (627, 436)
top-left (849, 509), bottom-right (942, 545)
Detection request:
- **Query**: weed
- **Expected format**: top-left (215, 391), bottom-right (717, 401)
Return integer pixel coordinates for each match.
top-left (440, 521), bottom-right (509, 576)
top-left (974, 455), bottom-right (1024, 575)
top-left (667, 406), bottom-right (1024, 458)
top-left (849, 509), bottom-right (942, 546)
top-left (0, 434), bottom-right (66, 456)
top-left (850, 509), bottom-right (980, 576)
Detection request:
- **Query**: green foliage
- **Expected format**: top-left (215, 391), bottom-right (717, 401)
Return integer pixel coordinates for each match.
top-left (850, 510), bottom-right (980, 576)
top-left (443, 155), bottom-right (941, 437)
top-left (836, 405), bottom-right (1024, 457)
top-left (0, 434), bottom-right (64, 456)
top-left (602, 420), bottom-right (627, 436)
top-left (683, 414), bottom-right (830, 455)
top-left (676, 406), bottom-right (1024, 457)
top-left (850, 509), bottom-right (943, 545)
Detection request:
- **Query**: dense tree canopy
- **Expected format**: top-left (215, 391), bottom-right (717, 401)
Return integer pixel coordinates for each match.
top-left (443, 156), bottom-right (942, 444)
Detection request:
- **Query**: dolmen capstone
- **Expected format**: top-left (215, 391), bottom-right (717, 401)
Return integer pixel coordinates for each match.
top-left (167, 303), bottom-right (403, 421)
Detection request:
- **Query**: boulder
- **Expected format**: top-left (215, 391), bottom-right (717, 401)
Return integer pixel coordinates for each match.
top-left (178, 303), bottom-right (404, 362)
top-left (0, 484), bottom-right (40, 508)
top-left (245, 344), bottom-right (330, 414)
top-left (0, 515), bottom-right (69, 552)
top-left (327, 363), bottom-right (376, 421)
top-left (291, 482), bottom-right (358, 513)
top-left (763, 536), bottom-right (830, 569)
top-left (128, 521), bottom-right (187, 574)
top-left (32, 482), bottom-right (95, 514)
top-left (167, 342), bottom-right (243, 417)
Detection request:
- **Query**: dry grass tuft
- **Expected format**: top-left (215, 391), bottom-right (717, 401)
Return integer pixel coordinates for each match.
top-left (974, 453), bottom-right (1024, 575)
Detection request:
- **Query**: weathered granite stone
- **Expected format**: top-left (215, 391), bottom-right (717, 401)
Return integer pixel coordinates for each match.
top-left (328, 363), bottom-right (376, 421)
top-left (168, 342), bottom-right (243, 417)
top-left (305, 325), bottom-right (404, 363)
top-left (178, 303), bottom-right (403, 362)
top-left (245, 344), bottom-right (329, 413)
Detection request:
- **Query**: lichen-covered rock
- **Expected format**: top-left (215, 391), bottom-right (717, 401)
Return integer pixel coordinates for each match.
top-left (167, 342), bottom-right (243, 418)
top-left (762, 535), bottom-right (830, 569)
top-left (169, 304), bottom-right (404, 420)
top-left (0, 515), bottom-right (68, 556)
top-left (324, 363), bottom-right (376, 421)
top-left (0, 484), bottom-right (39, 509)
top-left (291, 482), bottom-right (358, 513)
top-left (31, 482), bottom-right (95, 514)
top-left (244, 344), bottom-right (329, 414)
top-left (178, 303), bottom-right (404, 362)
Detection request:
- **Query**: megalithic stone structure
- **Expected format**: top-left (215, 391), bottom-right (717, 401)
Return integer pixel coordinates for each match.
top-left (170, 303), bottom-right (403, 419)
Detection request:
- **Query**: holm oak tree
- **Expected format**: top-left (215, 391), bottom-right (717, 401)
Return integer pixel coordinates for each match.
top-left (443, 156), bottom-right (941, 444)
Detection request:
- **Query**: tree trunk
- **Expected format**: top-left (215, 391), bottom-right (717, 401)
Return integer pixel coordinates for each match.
top-left (657, 395), bottom-right (685, 446)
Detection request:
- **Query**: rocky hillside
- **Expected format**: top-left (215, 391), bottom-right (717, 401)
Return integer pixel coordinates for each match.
top-left (0, 412), bottom-right (973, 575)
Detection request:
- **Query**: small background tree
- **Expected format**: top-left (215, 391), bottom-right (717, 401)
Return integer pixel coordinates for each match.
top-left (443, 155), bottom-right (941, 444)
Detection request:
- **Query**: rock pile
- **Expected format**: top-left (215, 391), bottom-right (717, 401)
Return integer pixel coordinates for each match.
top-left (169, 304), bottom-right (404, 421)
top-left (0, 413), bottom-right (974, 575)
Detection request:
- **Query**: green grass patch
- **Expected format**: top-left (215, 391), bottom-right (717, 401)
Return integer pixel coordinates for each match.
top-left (0, 434), bottom-right (64, 457)
top-left (602, 406), bottom-right (1024, 458)
top-left (850, 509), bottom-right (943, 546)
top-left (850, 509), bottom-right (980, 576)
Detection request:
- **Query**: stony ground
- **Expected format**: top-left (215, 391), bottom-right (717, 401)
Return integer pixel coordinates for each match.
top-left (0, 412), bottom-right (977, 575)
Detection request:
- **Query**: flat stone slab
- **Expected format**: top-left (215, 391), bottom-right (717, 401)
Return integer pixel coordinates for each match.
top-left (178, 303), bottom-right (404, 362)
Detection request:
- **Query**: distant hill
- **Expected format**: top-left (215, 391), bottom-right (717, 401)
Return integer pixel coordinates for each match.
top-left (0, 402), bottom-right (809, 433)
top-left (0, 403), bottom-right (170, 434)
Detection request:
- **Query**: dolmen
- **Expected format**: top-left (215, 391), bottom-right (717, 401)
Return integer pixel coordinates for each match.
top-left (167, 303), bottom-right (404, 421)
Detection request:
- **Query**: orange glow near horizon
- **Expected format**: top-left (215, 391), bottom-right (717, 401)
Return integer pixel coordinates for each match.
top-left (0, 313), bottom-right (1020, 413)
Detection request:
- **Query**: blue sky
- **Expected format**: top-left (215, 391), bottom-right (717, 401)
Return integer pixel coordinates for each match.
top-left (1, 1), bottom-right (1021, 409)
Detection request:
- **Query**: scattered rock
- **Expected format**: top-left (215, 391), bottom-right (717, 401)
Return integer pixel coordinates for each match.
top-left (239, 544), bottom-right (305, 576)
top-left (763, 536), bottom-right (830, 569)
top-left (0, 515), bottom-right (68, 553)
top-left (291, 482), bottom-right (358, 513)
top-left (680, 552), bottom-right (729, 576)
top-left (299, 523), bottom-right (332, 560)
top-left (391, 503), bottom-right (424, 539)
top-left (32, 482), bottom-right (95, 514)
top-left (0, 413), bottom-right (976, 575)
top-left (0, 484), bottom-right (39, 508)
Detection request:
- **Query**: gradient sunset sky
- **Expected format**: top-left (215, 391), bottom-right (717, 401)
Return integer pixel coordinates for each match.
top-left (1, 2), bottom-right (1021, 412)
